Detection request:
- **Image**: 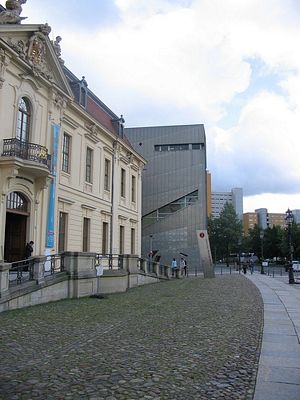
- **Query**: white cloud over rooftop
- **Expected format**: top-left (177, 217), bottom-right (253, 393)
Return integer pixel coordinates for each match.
top-left (13, 0), bottom-right (300, 212)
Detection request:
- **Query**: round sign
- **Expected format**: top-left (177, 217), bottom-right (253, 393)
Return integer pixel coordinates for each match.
top-left (199, 232), bottom-right (205, 238)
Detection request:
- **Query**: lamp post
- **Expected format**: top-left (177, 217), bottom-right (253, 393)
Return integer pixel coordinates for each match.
top-left (260, 231), bottom-right (265, 274)
top-left (285, 209), bottom-right (295, 284)
top-left (149, 234), bottom-right (153, 260)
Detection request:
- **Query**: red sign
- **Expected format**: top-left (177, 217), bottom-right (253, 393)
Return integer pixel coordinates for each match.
top-left (199, 232), bottom-right (205, 238)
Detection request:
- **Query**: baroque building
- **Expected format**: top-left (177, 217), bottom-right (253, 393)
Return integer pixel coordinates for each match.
top-left (0, 16), bottom-right (145, 261)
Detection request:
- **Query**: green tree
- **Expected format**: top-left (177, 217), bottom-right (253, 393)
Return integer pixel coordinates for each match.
top-left (247, 225), bottom-right (263, 258)
top-left (208, 203), bottom-right (243, 262)
top-left (263, 226), bottom-right (284, 259)
top-left (282, 221), bottom-right (300, 260)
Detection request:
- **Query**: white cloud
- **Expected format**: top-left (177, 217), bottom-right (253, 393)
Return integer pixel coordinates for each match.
top-left (20, 0), bottom-right (300, 210)
top-left (244, 193), bottom-right (300, 213)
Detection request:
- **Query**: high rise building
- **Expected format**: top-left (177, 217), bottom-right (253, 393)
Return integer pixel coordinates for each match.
top-left (210, 188), bottom-right (243, 219)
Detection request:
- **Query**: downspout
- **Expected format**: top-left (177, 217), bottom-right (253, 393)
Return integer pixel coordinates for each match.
top-left (110, 140), bottom-right (117, 254)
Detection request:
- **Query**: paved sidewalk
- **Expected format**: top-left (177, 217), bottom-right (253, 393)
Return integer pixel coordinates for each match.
top-left (246, 273), bottom-right (300, 400)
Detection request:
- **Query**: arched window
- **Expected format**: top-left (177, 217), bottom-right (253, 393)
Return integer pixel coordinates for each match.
top-left (6, 192), bottom-right (29, 213)
top-left (16, 97), bottom-right (31, 142)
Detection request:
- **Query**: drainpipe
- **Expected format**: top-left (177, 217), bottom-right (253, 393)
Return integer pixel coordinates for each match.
top-left (110, 140), bottom-right (117, 255)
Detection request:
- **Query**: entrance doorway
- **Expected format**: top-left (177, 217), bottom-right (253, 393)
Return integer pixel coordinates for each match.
top-left (4, 192), bottom-right (29, 262)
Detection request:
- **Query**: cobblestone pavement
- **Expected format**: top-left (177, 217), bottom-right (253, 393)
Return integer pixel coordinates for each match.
top-left (0, 275), bottom-right (263, 400)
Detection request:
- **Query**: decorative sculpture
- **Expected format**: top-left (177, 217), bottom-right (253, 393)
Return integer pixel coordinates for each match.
top-left (52, 36), bottom-right (62, 58)
top-left (51, 35), bottom-right (64, 64)
top-left (0, 0), bottom-right (27, 24)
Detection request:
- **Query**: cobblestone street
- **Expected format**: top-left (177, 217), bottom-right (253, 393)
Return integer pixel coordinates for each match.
top-left (0, 275), bottom-right (263, 400)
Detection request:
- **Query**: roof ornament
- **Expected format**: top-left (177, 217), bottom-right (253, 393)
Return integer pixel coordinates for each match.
top-left (51, 35), bottom-right (64, 64)
top-left (0, 0), bottom-right (27, 24)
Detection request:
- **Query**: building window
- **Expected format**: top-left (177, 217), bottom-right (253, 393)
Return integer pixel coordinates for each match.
top-left (119, 225), bottom-right (124, 254)
top-left (62, 133), bottom-right (71, 173)
top-left (6, 192), bottom-right (28, 212)
top-left (131, 228), bottom-right (135, 254)
top-left (192, 143), bottom-right (202, 150)
top-left (154, 143), bottom-right (203, 151)
top-left (83, 217), bottom-right (90, 252)
top-left (104, 158), bottom-right (111, 191)
top-left (85, 147), bottom-right (93, 183)
top-left (131, 175), bottom-right (136, 203)
top-left (58, 212), bottom-right (68, 252)
top-left (16, 97), bottom-right (31, 142)
top-left (102, 222), bottom-right (108, 254)
top-left (121, 168), bottom-right (126, 197)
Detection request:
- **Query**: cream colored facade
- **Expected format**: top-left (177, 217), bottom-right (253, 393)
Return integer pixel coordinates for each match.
top-left (0, 23), bottom-right (145, 261)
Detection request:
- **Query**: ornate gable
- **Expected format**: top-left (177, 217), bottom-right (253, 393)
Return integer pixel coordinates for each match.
top-left (0, 24), bottom-right (73, 97)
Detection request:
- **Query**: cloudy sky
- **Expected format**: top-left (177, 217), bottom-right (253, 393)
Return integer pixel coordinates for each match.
top-left (6, 0), bottom-right (300, 213)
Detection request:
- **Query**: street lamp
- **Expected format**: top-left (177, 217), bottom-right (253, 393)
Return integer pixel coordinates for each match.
top-left (285, 209), bottom-right (295, 284)
top-left (260, 231), bottom-right (265, 274)
top-left (149, 234), bottom-right (153, 260)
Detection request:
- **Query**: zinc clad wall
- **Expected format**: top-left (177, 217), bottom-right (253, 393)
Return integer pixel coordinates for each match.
top-left (125, 124), bottom-right (207, 271)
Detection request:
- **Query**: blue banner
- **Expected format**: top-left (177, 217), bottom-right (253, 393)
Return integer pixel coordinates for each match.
top-left (46, 124), bottom-right (60, 248)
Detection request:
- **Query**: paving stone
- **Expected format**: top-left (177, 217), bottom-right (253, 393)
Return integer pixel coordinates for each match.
top-left (0, 275), bottom-right (262, 399)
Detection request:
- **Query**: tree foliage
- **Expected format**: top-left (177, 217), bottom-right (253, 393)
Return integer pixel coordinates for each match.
top-left (208, 203), bottom-right (243, 262)
top-left (246, 220), bottom-right (300, 261)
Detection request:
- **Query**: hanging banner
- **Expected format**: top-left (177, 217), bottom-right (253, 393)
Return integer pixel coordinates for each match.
top-left (46, 123), bottom-right (60, 248)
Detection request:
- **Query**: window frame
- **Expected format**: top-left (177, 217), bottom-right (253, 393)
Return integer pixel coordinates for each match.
top-left (130, 227), bottom-right (135, 254)
top-left (58, 211), bottom-right (68, 252)
top-left (120, 168), bottom-right (126, 198)
top-left (131, 175), bottom-right (136, 203)
top-left (62, 133), bottom-right (71, 173)
top-left (85, 147), bottom-right (93, 183)
top-left (104, 158), bottom-right (111, 191)
top-left (82, 217), bottom-right (90, 252)
top-left (102, 222), bottom-right (109, 254)
top-left (119, 225), bottom-right (125, 254)
top-left (16, 97), bottom-right (31, 142)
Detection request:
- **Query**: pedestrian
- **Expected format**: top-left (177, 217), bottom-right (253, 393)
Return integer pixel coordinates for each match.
top-left (180, 257), bottom-right (187, 277)
top-left (242, 262), bottom-right (247, 274)
top-left (249, 259), bottom-right (254, 275)
top-left (171, 258), bottom-right (177, 278)
top-left (25, 241), bottom-right (34, 258)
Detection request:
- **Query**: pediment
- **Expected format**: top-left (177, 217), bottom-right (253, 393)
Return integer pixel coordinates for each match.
top-left (0, 24), bottom-right (73, 97)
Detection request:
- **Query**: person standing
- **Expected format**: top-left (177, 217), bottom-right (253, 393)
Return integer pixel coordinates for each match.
top-left (180, 257), bottom-right (187, 277)
top-left (171, 258), bottom-right (177, 278)
top-left (25, 241), bottom-right (34, 258)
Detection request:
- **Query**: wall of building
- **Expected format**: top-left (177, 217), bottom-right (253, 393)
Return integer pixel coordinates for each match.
top-left (125, 124), bottom-right (208, 272)
top-left (0, 24), bottom-right (145, 262)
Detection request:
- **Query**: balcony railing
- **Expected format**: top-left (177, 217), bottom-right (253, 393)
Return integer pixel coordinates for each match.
top-left (2, 138), bottom-right (51, 168)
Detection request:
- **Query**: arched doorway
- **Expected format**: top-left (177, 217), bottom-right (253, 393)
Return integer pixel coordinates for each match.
top-left (4, 192), bottom-right (30, 262)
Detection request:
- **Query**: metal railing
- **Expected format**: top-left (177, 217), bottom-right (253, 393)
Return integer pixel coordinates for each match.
top-left (44, 254), bottom-right (64, 277)
top-left (8, 254), bottom-right (64, 287)
top-left (9, 259), bottom-right (34, 287)
top-left (95, 254), bottom-right (124, 270)
top-left (214, 263), bottom-right (300, 280)
top-left (2, 138), bottom-right (51, 168)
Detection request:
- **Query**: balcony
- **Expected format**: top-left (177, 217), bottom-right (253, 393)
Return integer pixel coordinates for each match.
top-left (1, 138), bottom-right (52, 177)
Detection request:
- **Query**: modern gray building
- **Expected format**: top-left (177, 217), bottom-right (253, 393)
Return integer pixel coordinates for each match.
top-left (125, 124), bottom-right (208, 272)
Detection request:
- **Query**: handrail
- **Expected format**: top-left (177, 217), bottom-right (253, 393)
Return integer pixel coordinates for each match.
top-left (2, 138), bottom-right (51, 168)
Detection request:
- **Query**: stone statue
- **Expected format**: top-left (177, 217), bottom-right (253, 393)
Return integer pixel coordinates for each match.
top-left (0, 0), bottom-right (27, 24)
top-left (52, 36), bottom-right (62, 57)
